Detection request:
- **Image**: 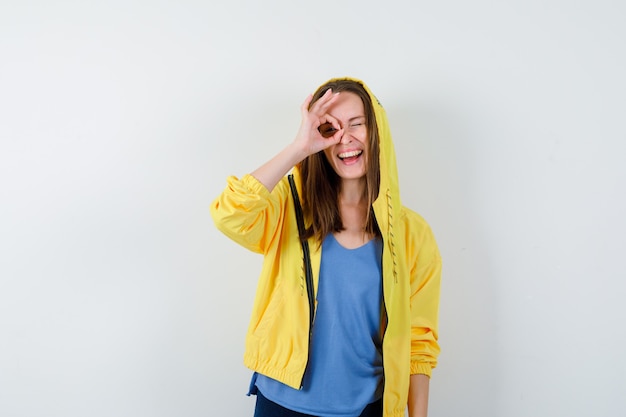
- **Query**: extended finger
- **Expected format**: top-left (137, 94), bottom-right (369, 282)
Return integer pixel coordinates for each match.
top-left (310, 89), bottom-right (340, 115)
top-left (301, 94), bottom-right (314, 118)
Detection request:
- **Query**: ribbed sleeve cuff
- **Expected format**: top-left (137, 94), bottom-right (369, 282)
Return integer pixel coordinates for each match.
top-left (240, 174), bottom-right (272, 197)
top-left (410, 361), bottom-right (433, 378)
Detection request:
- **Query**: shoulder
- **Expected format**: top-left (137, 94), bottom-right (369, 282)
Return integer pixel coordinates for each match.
top-left (399, 206), bottom-right (435, 238)
top-left (398, 206), bottom-right (441, 263)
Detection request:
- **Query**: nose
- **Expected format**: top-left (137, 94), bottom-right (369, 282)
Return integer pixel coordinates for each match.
top-left (339, 127), bottom-right (352, 144)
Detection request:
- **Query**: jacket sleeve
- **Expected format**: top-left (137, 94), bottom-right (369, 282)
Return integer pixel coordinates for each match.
top-left (210, 174), bottom-right (288, 254)
top-left (408, 215), bottom-right (442, 377)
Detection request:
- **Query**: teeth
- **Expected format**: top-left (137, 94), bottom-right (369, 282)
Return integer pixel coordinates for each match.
top-left (338, 150), bottom-right (362, 159)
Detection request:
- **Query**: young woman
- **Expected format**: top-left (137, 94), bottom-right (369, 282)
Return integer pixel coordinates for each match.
top-left (211, 77), bottom-right (442, 417)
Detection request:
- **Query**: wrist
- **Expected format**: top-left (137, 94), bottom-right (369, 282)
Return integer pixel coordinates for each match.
top-left (286, 141), bottom-right (310, 165)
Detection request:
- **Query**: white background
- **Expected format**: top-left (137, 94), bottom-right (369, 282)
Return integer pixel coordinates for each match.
top-left (1, 1), bottom-right (625, 416)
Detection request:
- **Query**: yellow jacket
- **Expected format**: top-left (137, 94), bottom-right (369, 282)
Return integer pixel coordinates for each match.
top-left (211, 77), bottom-right (441, 417)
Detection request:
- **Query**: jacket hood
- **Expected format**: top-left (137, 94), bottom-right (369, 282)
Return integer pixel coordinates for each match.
top-left (315, 76), bottom-right (402, 239)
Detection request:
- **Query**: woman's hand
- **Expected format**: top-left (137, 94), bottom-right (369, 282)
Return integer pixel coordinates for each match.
top-left (293, 89), bottom-right (343, 157)
top-left (250, 89), bottom-right (343, 192)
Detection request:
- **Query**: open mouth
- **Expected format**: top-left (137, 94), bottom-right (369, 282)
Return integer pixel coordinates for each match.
top-left (338, 150), bottom-right (363, 163)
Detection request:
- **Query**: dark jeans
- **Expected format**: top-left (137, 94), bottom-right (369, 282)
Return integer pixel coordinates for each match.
top-left (253, 390), bottom-right (383, 417)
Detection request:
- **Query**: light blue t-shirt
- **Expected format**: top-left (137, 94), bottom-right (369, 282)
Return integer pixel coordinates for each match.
top-left (253, 233), bottom-right (384, 417)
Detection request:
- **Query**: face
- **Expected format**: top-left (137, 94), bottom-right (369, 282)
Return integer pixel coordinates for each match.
top-left (322, 92), bottom-right (368, 181)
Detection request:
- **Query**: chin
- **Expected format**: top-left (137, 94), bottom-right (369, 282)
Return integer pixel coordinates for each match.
top-left (336, 169), bottom-right (367, 180)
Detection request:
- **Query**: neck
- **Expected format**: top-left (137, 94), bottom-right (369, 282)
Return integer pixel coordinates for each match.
top-left (338, 178), bottom-right (369, 233)
top-left (339, 178), bottom-right (366, 205)
top-left (335, 178), bottom-right (374, 249)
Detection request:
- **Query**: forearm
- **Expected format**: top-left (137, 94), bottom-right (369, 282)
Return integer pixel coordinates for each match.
top-left (250, 90), bottom-right (344, 192)
top-left (408, 374), bottom-right (430, 417)
top-left (251, 142), bottom-right (307, 192)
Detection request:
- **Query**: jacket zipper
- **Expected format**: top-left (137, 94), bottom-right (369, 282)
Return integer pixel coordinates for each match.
top-left (288, 175), bottom-right (316, 389)
top-left (301, 237), bottom-right (315, 389)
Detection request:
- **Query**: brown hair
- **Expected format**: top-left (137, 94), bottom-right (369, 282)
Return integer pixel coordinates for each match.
top-left (300, 79), bottom-right (381, 243)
